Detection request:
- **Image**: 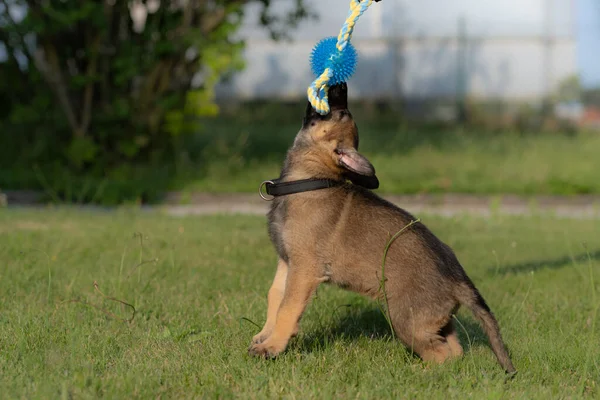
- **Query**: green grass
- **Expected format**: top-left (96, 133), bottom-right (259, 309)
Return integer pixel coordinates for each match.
top-left (179, 129), bottom-right (600, 196)
top-left (1, 208), bottom-right (599, 398)
top-left (184, 106), bottom-right (600, 196)
top-left (3, 104), bottom-right (600, 205)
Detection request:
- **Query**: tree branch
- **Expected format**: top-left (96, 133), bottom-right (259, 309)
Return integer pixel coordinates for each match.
top-left (81, 34), bottom-right (101, 136)
top-left (200, 7), bottom-right (228, 35)
top-left (182, 0), bottom-right (199, 30)
top-left (136, 58), bottom-right (174, 134)
top-left (40, 42), bottom-right (81, 137)
top-left (1, 0), bottom-right (81, 137)
top-left (0, 0), bottom-right (33, 66)
top-left (100, 0), bottom-right (118, 108)
top-left (0, 29), bottom-right (28, 81)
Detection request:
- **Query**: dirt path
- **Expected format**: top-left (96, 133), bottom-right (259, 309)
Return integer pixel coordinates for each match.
top-left (5, 190), bottom-right (600, 219)
top-left (160, 192), bottom-right (600, 219)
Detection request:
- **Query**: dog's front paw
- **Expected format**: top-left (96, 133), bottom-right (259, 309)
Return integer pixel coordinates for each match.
top-left (248, 338), bottom-right (286, 358)
top-left (252, 331), bottom-right (270, 345)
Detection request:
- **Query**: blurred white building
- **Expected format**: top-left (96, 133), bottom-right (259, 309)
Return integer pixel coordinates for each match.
top-left (216, 0), bottom-right (578, 102)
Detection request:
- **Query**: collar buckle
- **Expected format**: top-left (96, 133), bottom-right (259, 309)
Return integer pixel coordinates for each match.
top-left (259, 180), bottom-right (276, 201)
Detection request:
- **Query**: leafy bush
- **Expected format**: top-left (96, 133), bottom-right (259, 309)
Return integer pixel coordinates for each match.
top-left (0, 0), bottom-right (311, 203)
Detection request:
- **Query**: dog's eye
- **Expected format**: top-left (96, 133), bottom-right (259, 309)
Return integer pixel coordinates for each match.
top-left (310, 121), bottom-right (316, 127)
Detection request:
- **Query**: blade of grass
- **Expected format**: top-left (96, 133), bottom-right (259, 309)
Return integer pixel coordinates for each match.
top-left (378, 218), bottom-right (421, 339)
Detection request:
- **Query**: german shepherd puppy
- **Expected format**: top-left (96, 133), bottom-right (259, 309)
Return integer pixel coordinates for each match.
top-left (249, 83), bottom-right (515, 373)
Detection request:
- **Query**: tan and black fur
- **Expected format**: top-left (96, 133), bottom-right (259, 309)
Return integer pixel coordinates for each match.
top-left (249, 84), bottom-right (515, 373)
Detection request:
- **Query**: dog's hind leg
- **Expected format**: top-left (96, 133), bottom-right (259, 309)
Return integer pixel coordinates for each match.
top-left (248, 260), bottom-right (321, 358)
top-left (440, 320), bottom-right (463, 358)
top-left (388, 300), bottom-right (458, 365)
top-left (395, 320), bottom-right (455, 364)
top-left (252, 259), bottom-right (288, 344)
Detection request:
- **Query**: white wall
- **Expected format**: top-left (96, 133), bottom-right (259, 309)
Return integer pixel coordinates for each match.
top-left (216, 0), bottom-right (578, 101)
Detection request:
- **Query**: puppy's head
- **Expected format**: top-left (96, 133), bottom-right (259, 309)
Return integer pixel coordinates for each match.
top-left (293, 83), bottom-right (379, 189)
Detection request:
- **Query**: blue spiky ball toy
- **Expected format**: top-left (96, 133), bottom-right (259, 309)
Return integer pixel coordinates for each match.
top-left (306, 0), bottom-right (377, 114)
top-left (309, 36), bottom-right (357, 85)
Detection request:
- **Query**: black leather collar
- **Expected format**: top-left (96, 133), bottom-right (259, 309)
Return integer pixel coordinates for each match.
top-left (259, 178), bottom-right (343, 200)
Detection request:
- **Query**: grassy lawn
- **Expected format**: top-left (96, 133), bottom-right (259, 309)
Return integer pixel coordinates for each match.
top-left (179, 130), bottom-right (600, 196)
top-left (1, 208), bottom-right (599, 398)
top-left (187, 107), bottom-right (600, 196)
top-left (3, 105), bottom-right (600, 204)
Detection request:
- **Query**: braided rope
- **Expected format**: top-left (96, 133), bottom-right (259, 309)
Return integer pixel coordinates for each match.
top-left (307, 0), bottom-right (373, 115)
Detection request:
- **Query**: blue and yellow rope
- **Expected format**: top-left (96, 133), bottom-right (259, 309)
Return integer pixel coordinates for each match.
top-left (307, 0), bottom-right (373, 115)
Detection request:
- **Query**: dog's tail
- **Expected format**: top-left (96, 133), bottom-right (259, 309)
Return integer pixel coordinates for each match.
top-left (455, 280), bottom-right (516, 374)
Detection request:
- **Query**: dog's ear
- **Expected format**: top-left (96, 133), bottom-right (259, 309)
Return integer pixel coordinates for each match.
top-left (337, 148), bottom-right (379, 189)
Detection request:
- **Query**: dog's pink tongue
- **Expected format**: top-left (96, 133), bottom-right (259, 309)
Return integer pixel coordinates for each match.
top-left (339, 150), bottom-right (371, 174)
